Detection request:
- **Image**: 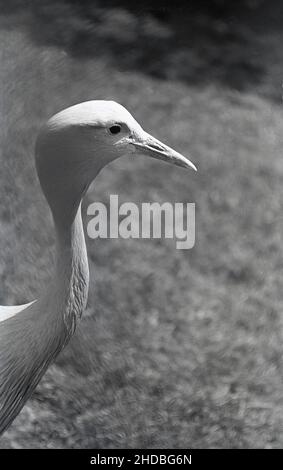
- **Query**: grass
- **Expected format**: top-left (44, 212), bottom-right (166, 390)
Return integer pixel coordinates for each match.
top-left (0, 0), bottom-right (283, 448)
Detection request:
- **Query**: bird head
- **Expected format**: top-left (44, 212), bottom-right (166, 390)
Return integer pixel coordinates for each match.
top-left (35, 100), bottom-right (196, 224)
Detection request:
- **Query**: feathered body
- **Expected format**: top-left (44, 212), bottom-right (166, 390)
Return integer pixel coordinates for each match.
top-left (0, 205), bottom-right (89, 433)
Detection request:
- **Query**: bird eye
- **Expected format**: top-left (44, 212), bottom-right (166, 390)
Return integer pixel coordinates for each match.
top-left (109, 124), bottom-right (121, 135)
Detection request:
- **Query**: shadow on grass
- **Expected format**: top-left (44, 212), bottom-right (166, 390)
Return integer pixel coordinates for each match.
top-left (1, 0), bottom-right (282, 95)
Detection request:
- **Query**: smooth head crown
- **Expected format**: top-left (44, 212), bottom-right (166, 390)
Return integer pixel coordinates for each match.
top-left (47, 100), bottom-right (142, 132)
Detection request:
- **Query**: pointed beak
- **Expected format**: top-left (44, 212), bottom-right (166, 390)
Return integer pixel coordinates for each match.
top-left (130, 131), bottom-right (197, 171)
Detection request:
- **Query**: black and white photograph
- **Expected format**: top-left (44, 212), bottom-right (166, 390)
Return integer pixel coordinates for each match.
top-left (0, 0), bottom-right (282, 456)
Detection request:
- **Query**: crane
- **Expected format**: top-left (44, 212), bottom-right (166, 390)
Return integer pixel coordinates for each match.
top-left (0, 100), bottom-right (196, 435)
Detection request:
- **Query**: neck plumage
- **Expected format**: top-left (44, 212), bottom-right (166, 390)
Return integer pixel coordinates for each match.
top-left (0, 196), bottom-right (90, 435)
top-left (53, 202), bottom-right (89, 339)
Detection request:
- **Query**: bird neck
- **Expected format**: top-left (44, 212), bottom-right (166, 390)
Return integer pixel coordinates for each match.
top-left (52, 202), bottom-right (89, 338)
top-left (0, 202), bottom-right (90, 435)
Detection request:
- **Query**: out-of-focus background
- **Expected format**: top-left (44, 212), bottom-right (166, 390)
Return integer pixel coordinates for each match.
top-left (0, 0), bottom-right (283, 449)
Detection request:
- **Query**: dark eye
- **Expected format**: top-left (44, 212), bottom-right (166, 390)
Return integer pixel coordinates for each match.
top-left (109, 124), bottom-right (121, 135)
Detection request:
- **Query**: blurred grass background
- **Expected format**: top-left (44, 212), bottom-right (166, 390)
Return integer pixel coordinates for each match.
top-left (0, 0), bottom-right (283, 448)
